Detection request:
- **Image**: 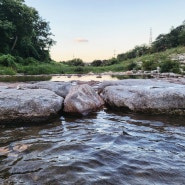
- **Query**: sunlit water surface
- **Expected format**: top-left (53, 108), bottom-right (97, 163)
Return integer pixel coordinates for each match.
top-left (0, 110), bottom-right (185, 185)
top-left (51, 74), bottom-right (152, 82)
top-left (51, 75), bottom-right (118, 82)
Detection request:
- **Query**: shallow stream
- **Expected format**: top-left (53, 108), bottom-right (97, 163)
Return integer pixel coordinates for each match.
top-left (0, 110), bottom-right (185, 184)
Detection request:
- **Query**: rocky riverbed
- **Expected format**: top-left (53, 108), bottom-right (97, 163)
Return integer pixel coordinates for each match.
top-left (0, 78), bottom-right (185, 124)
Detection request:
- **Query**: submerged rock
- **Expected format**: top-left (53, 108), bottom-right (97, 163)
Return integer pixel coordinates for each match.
top-left (13, 143), bottom-right (32, 153)
top-left (64, 84), bottom-right (104, 115)
top-left (0, 147), bottom-right (10, 156)
top-left (0, 88), bottom-right (63, 123)
top-left (100, 79), bottom-right (185, 115)
top-left (21, 81), bottom-right (72, 98)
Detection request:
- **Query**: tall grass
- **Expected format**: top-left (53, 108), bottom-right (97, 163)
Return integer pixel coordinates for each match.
top-left (0, 75), bottom-right (52, 82)
top-left (0, 66), bottom-right (16, 75)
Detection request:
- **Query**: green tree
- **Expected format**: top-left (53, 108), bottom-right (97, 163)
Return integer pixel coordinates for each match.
top-left (91, 60), bottom-right (103, 66)
top-left (0, 20), bottom-right (15, 53)
top-left (178, 22), bottom-right (185, 46)
top-left (151, 21), bottom-right (185, 52)
top-left (0, 0), bottom-right (55, 61)
top-left (117, 45), bottom-right (149, 62)
top-left (66, 58), bottom-right (85, 66)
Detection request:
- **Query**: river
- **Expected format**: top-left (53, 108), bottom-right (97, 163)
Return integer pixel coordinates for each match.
top-left (0, 109), bottom-right (185, 184)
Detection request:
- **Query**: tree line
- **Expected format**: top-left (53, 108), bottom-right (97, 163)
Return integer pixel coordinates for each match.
top-left (0, 0), bottom-right (185, 70)
top-left (90, 21), bottom-right (185, 67)
top-left (117, 21), bottom-right (185, 62)
top-left (0, 0), bottom-right (54, 62)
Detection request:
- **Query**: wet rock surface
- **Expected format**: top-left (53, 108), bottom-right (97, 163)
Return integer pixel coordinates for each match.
top-left (21, 81), bottom-right (72, 98)
top-left (0, 88), bottom-right (63, 123)
top-left (64, 84), bottom-right (104, 115)
top-left (100, 79), bottom-right (185, 114)
top-left (0, 78), bottom-right (185, 124)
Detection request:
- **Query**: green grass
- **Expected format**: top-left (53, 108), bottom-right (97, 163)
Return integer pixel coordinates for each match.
top-left (0, 75), bottom-right (52, 82)
top-left (135, 46), bottom-right (185, 63)
top-left (0, 46), bottom-right (185, 75)
top-left (0, 67), bottom-right (16, 75)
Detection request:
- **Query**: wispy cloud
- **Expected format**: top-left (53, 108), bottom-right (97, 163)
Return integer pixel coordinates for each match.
top-left (74, 38), bottom-right (89, 43)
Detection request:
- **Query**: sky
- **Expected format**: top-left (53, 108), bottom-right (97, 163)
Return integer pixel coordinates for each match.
top-left (25, 0), bottom-right (185, 62)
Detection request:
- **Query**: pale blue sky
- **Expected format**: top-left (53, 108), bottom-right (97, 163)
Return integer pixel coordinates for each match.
top-left (25, 0), bottom-right (185, 62)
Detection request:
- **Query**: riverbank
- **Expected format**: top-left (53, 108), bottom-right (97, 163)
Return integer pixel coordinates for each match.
top-left (0, 75), bottom-right (185, 87)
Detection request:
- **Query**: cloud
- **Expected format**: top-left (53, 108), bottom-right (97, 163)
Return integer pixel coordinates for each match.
top-left (74, 38), bottom-right (89, 43)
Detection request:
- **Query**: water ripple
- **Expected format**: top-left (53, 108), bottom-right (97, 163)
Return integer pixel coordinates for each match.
top-left (0, 110), bottom-right (185, 184)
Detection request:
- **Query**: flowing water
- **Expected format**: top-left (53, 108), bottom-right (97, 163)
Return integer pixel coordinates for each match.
top-left (0, 110), bottom-right (185, 185)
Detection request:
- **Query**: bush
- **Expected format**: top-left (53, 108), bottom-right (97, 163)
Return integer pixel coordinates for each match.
top-left (91, 60), bottom-right (102, 66)
top-left (160, 60), bottom-right (181, 73)
top-left (0, 54), bottom-right (16, 67)
top-left (24, 57), bottom-right (38, 65)
top-left (15, 56), bottom-right (25, 64)
top-left (111, 65), bottom-right (126, 72)
top-left (105, 58), bottom-right (118, 66)
top-left (66, 58), bottom-right (85, 66)
top-left (183, 66), bottom-right (185, 72)
top-left (74, 66), bottom-right (84, 74)
top-left (142, 59), bottom-right (157, 71)
top-left (126, 62), bottom-right (138, 70)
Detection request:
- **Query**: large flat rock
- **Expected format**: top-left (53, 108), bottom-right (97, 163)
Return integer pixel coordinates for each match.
top-left (98, 79), bottom-right (183, 94)
top-left (100, 79), bottom-right (185, 115)
top-left (21, 81), bottom-right (72, 98)
top-left (0, 88), bottom-right (63, 123)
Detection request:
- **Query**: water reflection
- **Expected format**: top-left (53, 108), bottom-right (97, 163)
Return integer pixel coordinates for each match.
top-left (0, 74), bottom-right (152, 82)
top-left (51, 74), bottom-right (118, 82)
top-left (0, 111), bottom-right (185, 184)
top-left (51, 74), bottom-right (152, 82)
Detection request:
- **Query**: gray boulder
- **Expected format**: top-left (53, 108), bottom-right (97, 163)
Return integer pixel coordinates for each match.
top-left (0, 88), bottom-right (63, 123)
top-left (64, 84), bottom-right (104, 115)
top-left (98, 79), bottom-right (181, 94)
top-left (21, 81), bottom-right (72, 98)
top-left (101, 79), bottom-right (185, 115)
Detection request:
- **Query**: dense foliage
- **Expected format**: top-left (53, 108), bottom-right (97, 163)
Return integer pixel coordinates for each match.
top-left (117, 21), bottom-right (185, 62)
top-left (90, 58), bottom-right (118, 67)
top-left (62, 58), bottom-right (85, 66)
top-left (0, 0), bottom-right (54, 61)
top-left (117, 45), bottom-right (149, 62)
top-left (160, 60), bottom-right (181, 73)
top-left (152, 23), bottom-right (185, 52)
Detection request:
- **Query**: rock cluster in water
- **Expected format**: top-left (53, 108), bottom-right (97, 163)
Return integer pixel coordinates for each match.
top-left (0, 79), bottom-right (185, 124)
top-left (0, 87), bottom-right (63, 123)
top-left (64, 84), bottom-right (104, 116)
top-left (0, 82), bottom-right (104, 123)
top-left (99, 79), bottom-right (185, 115)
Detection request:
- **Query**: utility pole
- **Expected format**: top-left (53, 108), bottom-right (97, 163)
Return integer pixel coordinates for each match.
top-left (113, 49), bottom-right (116, 58)
top-left (149, 27), bottom-right (153, 46)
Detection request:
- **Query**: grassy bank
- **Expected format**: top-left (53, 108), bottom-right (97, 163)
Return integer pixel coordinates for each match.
top-left (0, 46), bottom-right (185, 75)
